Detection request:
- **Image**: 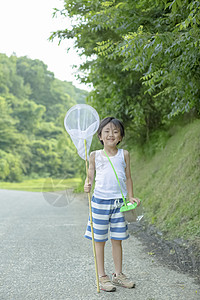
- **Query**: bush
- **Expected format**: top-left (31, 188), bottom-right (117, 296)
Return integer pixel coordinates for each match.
top-left (0, 150), bottom-right (23, 182)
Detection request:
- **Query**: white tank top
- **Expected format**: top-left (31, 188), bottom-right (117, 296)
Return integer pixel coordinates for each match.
top-left (93, 149), bottom-right (127, 199)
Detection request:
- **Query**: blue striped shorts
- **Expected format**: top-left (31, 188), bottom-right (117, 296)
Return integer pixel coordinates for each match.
top-left (84, 196), bottom-right (129, 242)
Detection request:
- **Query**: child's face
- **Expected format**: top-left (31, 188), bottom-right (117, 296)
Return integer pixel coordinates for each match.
top-left (100, 122), bottom-right (122, 147)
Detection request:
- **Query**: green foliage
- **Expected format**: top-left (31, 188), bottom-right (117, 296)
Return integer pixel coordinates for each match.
top-left (0, 150), bottom-right (23, 182)
top-left (51, 0), bottom-right (200, 143)
top-left (0, 96), bottom-right (24, 151)
top-left (0, 53), bottom-right (87, 181)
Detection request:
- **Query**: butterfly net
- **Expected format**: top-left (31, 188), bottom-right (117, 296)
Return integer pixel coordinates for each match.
top-left (64, 104), bottom-right (100, 160)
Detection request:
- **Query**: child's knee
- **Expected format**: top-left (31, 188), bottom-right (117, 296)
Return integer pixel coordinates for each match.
top-left (111, 239), bottom-right (122, 246)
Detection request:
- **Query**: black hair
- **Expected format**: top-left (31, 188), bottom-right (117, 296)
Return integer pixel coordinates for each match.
top-left (97, 117), bottom-right (125, 145)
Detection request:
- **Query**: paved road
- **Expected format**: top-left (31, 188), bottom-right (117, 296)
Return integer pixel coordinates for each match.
top-left (0, 189), bottom-right (199, 300)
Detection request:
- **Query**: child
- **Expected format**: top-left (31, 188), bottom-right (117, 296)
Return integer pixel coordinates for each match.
top-left (84, 117), bottom-right (140, 292)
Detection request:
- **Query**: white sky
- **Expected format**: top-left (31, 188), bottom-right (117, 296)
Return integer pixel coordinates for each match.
top-left (0, 0), bottom-right (91, 91)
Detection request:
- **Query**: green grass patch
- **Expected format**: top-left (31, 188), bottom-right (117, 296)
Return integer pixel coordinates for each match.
top-left (0, 177), bottom-right (82, 192)
top-left (131, 119), bottom-right (200, 242)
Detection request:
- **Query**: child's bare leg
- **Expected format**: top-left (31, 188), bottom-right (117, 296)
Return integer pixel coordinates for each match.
top-left (95, 241), bottom-right (106, 276)
top-left (111, 239), bottom-right (122, 275)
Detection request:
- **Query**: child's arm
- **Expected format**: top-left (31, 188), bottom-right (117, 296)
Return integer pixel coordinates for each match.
top-left (124, 150), bottom-right (140, 206)
top-left (84, 151), bottom-right (95, 193)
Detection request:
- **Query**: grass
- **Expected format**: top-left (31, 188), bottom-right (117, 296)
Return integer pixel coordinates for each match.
top-left (131, 119), bottom-right (200, 242)
top-left (0, 177), bottom-right (82, 192)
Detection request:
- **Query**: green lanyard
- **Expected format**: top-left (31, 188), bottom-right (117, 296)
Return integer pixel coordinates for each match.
top-left (103, 149), bottom-right (126, 204)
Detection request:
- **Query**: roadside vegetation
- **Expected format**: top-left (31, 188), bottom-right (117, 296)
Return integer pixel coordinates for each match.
top-left (131, 118), bottom-right (200, 242)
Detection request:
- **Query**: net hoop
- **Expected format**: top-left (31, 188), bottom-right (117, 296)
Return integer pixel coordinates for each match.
top-left (64, 104), bottom-right (100, 160)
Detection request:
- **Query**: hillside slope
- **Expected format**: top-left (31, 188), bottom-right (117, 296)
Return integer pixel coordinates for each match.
top-left (0, 53), bottom-right (87, 181)
top-left (131, 119), bottom-right (200, 242)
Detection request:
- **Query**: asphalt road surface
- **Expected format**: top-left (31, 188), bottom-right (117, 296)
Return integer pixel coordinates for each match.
top-left (0, 189), bottom-right (199, 300)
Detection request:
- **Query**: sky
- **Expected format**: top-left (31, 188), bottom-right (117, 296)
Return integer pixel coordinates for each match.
top-left (0, 0), bottom-right (90, 91)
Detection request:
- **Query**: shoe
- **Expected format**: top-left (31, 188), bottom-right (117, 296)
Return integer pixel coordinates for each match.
top-left (99, 275), bottom-right (116, 292)
top-left (112, 273), bottom-right (136, 288)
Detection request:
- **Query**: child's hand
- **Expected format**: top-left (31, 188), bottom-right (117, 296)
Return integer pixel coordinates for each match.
top-left (129, 197), bottom-right (141, 207)
top-left (84, 183), bottom-right (92, 193)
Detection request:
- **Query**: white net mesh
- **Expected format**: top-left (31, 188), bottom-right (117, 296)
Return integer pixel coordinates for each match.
top-left (64, 104), bottom-right (100, 160)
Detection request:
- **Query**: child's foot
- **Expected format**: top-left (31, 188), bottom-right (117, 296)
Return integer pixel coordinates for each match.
top-left (99, 275), bottom-right (116, 292)
top-left (112, 273), bottom-right (136, 288)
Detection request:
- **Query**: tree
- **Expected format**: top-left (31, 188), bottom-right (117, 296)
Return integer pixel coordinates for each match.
top-left (51, 0), bottom-right (200, 142)
top-left (0, 96), bottom-right (21, 151)
top-left (0, 150), bottom-right (23, 181)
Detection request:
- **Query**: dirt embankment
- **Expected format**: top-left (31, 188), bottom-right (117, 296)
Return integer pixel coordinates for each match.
top-left (128, 220), bottom-right (200, 284)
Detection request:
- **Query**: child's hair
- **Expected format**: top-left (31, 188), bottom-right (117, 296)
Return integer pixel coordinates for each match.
top-left (97, 117), bottom-right (125, 145)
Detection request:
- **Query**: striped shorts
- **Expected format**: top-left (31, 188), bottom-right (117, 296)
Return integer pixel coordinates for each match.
top-left (84, 196), bottom-right (129, 242)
